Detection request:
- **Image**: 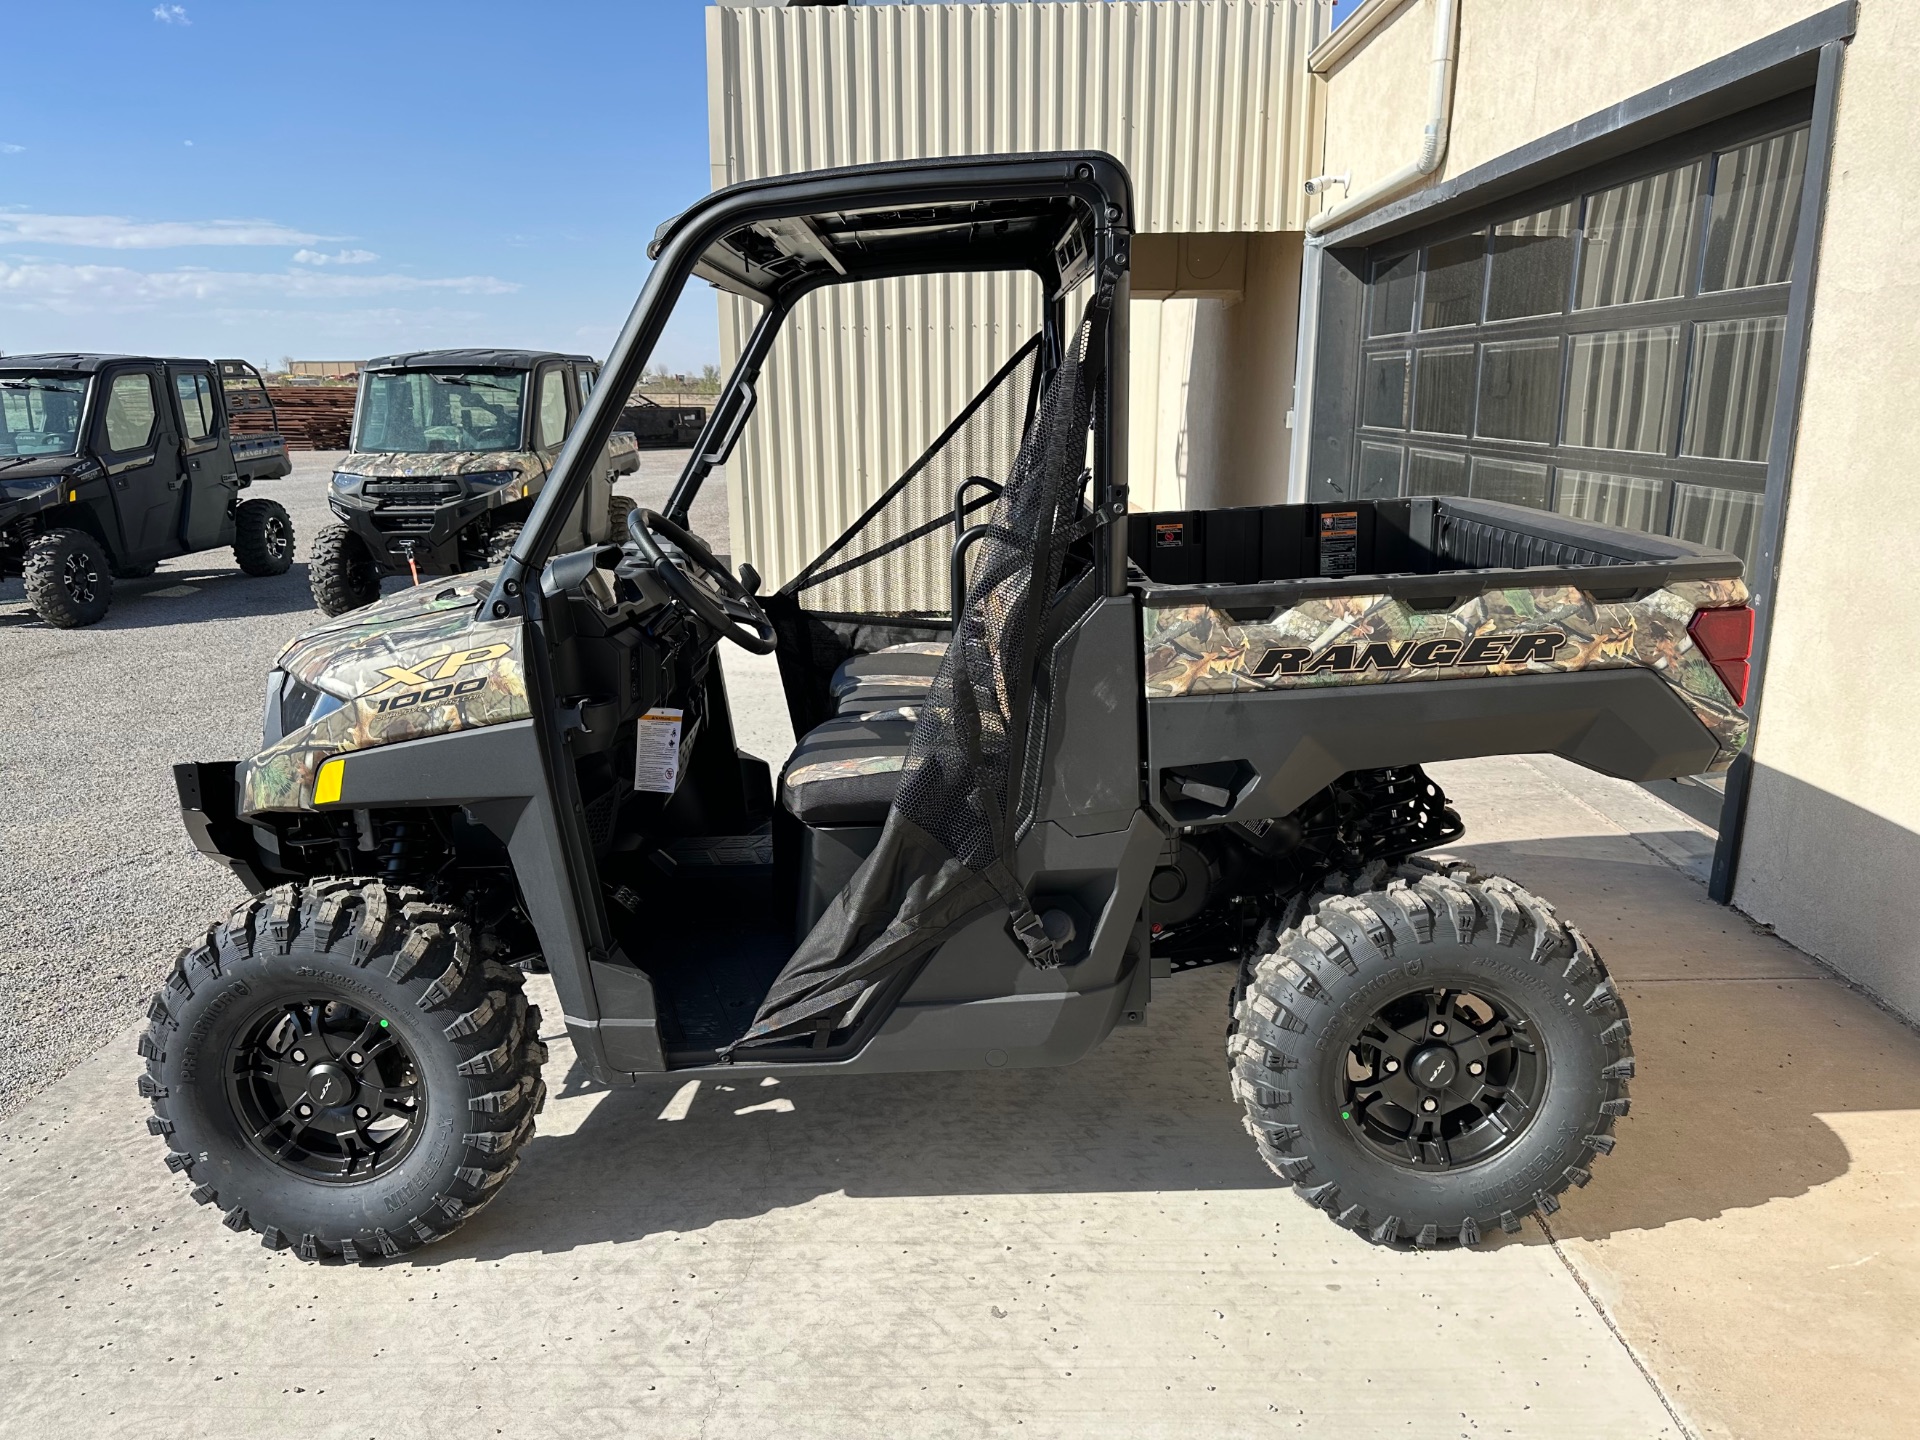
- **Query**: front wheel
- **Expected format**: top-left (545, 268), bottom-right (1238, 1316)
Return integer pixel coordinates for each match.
top-left (1229, 861), bottom-right (1632, 1247)
top-left (233, 498), bottom-right (295, 576)
top-left (138, 881), bottom-right (547, 1262)
top-left (22, 526), bottom-right (113, 627)
top-left (308, 524), bottom-right (382, 615)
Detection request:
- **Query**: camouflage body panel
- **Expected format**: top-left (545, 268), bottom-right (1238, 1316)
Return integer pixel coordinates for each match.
top-left (335, 430), bottom-right (638, 481)
top-left (242, 573), bottom-right (529, 815)
top-left (334, 448), bottom-right (551, 484)
top-left (1143, 578), bottom-right (1749, 769)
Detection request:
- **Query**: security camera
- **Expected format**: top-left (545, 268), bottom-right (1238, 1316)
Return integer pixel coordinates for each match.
top-left (1303, 173), bottom-right (1351, 198)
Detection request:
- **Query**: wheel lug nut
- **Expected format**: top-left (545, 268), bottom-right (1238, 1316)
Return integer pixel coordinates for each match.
top-left (348, 1052), bottom-right (364, 1065)
top-left (1421, 1097), bottom-right (1438, 1112)
top-left (354, 1106), bottom-right (370, 1119)
top-left (1468, 1061), bottom-right (1484, 1076)
top-left (1430, 1023), bottom-right (1446, 1036)
top-left (1384, 1059), bottom-right (1400, 1073)
top-left (297, 1103), bottom-right (313, 1117)
top-left (291, 1049), bottom-right (306, 1063)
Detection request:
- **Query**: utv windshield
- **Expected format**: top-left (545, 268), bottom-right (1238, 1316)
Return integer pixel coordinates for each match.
top-left (355, 369), bottom-right (527, 454)
top-left (0, 374), bottom-right (88, 457)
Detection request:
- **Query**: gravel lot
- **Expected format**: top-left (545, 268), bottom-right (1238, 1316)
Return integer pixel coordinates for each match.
top-left (0, 447), bottom-right (744, 1121)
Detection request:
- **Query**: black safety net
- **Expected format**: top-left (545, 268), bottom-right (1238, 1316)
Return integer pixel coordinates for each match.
top-left (729, 297), bottom-right (1110, 1053)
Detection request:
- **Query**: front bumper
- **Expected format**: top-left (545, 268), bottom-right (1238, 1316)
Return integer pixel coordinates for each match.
top-left (329, 484), bottom-right (524, 572)
top-left (174, 761), bottom-right (274, 894)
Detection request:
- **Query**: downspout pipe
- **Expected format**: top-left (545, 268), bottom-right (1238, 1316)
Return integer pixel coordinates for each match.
top-left (1289, 0), bottom-right (1462, 501)
top-left (1305, 0), bottom-right (1461, 237)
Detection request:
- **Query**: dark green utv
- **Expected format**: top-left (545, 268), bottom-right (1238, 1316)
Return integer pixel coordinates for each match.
top-left (1, 355), bottom-right (293, 627)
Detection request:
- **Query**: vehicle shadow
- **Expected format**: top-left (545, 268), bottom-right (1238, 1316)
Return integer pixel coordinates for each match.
top-left (0, 564), bottom-right (322, 629)
top-left (419, 863), bottom-right (1920, 1265)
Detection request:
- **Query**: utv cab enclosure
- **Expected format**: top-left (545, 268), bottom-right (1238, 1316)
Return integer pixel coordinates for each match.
top-left (149, 153), bottom-right (1754, 1263)
top-left (310, 349), bottom-right (641, 615)
top-left (1, 354), bottom-right (293, 627)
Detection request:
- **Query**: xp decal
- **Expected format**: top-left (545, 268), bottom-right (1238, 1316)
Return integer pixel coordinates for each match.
top-left (241, 589), bottom-right (530, 813)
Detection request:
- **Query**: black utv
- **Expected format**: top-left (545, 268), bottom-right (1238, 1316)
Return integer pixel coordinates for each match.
top-left (1, 355), bottom-right (293, 627)
top-left (147, 153), bottom-right (1756, 1263)
top-left (309, 349), bottom-right (640, 615)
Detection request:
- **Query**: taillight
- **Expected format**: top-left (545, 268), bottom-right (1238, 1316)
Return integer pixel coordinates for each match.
top-left (1688, 605), bottom-right (1753, 706)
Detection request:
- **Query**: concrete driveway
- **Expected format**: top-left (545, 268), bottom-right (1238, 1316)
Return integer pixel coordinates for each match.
top-left (3, 462), bottom-right (1916, 1439)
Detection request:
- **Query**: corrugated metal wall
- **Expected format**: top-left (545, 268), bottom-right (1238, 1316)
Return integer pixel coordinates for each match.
top-left (707, 0), bottom-right (1315, 589)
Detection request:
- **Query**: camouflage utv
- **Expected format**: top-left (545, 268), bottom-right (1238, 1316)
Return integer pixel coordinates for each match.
top-left (147, 154), bottom-right (1756, 1263)
top-left (310, 349), bottom-right (639, 614)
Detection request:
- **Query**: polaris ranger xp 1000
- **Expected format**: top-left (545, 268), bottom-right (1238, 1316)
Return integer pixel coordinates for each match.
top-left (311, 349), bottom-right (640, 615)
top-left (145, 154), bottom-right (1754, 1261)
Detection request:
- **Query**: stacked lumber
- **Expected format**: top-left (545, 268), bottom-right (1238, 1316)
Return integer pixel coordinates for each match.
top-left (229, 386), bottom-right (357, 450)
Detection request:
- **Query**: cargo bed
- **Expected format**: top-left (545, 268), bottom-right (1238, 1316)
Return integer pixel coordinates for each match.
top-left (1128, 498), bottom-right (1751, 825)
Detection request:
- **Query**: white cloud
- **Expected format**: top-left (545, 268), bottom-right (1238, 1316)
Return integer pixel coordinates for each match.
top-left (153, 5), bottom-right (189, 24)
top-left (292, 248), bottom-right (379, 266)
top-left (0, 212), bottom-right (331, 249)
top-left (0, 143), bottom-right (23, 155)
top-left (0, 259), bottom-right (518, 316)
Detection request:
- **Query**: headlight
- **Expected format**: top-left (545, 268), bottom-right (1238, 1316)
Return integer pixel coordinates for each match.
top-left (330, 471), bottom-right (362, 492)
top-left (458, 469), bottom-right (522, 493)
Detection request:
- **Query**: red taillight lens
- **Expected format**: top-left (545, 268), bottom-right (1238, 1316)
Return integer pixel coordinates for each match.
top-left (1688, 605), bottom-right (1754, 706)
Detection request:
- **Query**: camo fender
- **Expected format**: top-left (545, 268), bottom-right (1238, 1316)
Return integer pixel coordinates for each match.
top-left (242, 590), bottom-right (530, 814)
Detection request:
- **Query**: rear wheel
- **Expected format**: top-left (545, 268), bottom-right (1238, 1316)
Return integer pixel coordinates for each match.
top-left (22, 526), bottom-right (113, 627)
top-left (233, 498), bottom-right (295, 576)
top-left (139, 881), bottom-right (547, 1262)
top-left (309, 523), bottom-right (382, 615)
top-left (1228, 860), bottom-right (1632, 1247)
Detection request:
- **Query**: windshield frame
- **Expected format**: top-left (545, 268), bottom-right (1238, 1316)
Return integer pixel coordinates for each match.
top-left (0, 372), bottom-right (92, 460)
top-left (500, 153), bottom-right (1133, 619)
top-left (351, 367), bottom-right (532, 455)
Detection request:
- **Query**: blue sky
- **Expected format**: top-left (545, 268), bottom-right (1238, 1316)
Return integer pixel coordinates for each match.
top-left (0, 1), bottom-right (716, 370)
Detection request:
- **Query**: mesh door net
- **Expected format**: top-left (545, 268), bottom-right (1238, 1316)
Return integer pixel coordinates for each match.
top-left (780, 332), bottom-right (1044, 618)
top-left (731, 299), bottom-right (1109, 1053)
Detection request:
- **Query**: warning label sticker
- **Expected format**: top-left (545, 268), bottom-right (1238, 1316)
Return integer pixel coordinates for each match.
top-left (634, 708), bottom-right (684, 794)
top-left (1318, 510), bottom-right (1360, 577)
top-left (1154, 521), bottom-right (1187, 549)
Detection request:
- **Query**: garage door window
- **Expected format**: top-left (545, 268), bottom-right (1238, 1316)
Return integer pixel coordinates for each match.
top-left (1346, 115), bottom-right (1810, 566)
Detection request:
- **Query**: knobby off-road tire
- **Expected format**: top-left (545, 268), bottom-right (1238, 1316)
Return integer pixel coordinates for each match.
top-left (138, 880), bottom-right (548, 1262)
top-left (309, 523), bottom-right (382, 615)
top-left (22, 526), bottom-right (112, 627)
top-left (1228, 859), bottom-right (1633, 1247)
top-left (607, 494), bottom-right (637, 544)
top-left (233, 497), bottom-right (295, 576)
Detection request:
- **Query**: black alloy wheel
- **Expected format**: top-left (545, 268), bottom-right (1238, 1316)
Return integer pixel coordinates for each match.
top-left (63, 548), bottom-right (102, 606)
top-left (226, 998), bottom-right (424, 1183)
top-left (1340, 985), bottom-right (1547, 1170)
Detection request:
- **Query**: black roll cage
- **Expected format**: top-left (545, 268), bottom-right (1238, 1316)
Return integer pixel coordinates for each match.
top-left (476, 154), bottom-right (1136, 1014)
top-left (490, 150), bottom-right (1136, 617)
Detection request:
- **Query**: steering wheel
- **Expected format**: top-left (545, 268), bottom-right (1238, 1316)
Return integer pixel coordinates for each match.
top-left (626, 508), bottom-right (777, 654)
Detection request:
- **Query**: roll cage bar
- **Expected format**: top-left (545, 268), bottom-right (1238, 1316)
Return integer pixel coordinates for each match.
top-left (486, 150), bottom-right (1136, 621)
